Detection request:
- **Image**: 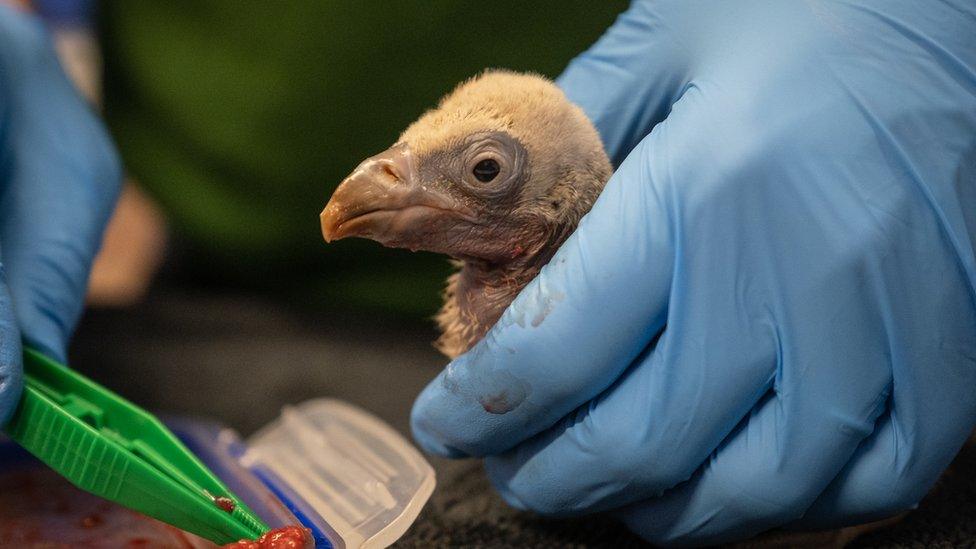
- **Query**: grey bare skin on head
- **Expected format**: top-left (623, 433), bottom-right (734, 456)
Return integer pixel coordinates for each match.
top-left (321, 70), bottom-right (611, 357)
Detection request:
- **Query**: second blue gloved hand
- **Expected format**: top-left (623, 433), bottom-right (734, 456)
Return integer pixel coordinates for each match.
top-left (412, 1), bottom-right (976, 545)
top-left (0, 6), bottom-right (121, 423)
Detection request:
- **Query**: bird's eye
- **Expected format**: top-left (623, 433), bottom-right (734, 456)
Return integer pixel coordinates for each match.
top-left (472, 158), bottom-right (500, 182)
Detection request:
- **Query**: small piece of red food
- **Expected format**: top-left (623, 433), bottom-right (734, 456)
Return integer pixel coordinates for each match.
top-left (222, 525), bottom-right (312, 549)
top-left (214, 497), bottom-right (236, 513)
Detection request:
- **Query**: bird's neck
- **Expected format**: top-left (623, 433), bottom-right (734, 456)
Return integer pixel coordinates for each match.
top-left (434, 256), bottom-right (547, 358)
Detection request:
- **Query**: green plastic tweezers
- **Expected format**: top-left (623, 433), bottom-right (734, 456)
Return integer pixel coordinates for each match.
top-left (3, 347), bottom-right (270, 545)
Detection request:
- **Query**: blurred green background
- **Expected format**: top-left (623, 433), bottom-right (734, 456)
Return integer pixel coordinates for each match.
top-left (98, 1), bottom-right (629, 318)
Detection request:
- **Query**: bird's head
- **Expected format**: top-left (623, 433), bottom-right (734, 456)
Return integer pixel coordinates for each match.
top-left (320, 70), bottom-right (610, 268)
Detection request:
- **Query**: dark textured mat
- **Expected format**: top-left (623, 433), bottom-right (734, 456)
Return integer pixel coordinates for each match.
top-left (68, 289), bottom-right (975, 548)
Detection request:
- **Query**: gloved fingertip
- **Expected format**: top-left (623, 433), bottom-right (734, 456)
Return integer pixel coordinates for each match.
top-left (0, 308), bottom-right (24, 427)
top-left (0, 274), bottom-right (23, 425)
top-left (0, 371), bottom-right (24, 427)
top-left (410, 418), bottom-right (468, 459)
top-left (493, 484), bottom-right (530, 512)
top-left (484, 457), bottom-right (530, 512)
top-left (410, 382), bottom-right (470, 458)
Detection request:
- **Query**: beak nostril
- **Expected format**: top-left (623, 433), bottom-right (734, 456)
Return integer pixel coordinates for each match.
top-left (382, 163), bottom-right (399, 181)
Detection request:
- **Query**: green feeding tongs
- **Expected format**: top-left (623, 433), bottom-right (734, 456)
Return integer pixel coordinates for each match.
top-left (3, 347), bottom-right (270, 545)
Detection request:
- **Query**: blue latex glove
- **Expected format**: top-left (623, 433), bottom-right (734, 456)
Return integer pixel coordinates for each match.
top-left (412, 1), bottom-right (976, 545)
top-left (0, 6), bottom-right (121, 423)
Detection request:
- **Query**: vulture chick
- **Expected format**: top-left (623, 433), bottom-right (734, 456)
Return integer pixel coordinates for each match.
top-left (321, 70), bottom-right (611, 357)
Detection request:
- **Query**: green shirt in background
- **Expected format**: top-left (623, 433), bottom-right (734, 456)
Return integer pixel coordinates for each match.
top-left (99, 2), bottom-right (627, 317)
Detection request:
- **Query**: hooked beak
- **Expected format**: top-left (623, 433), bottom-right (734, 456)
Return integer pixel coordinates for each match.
top-left (321, 143), bottom-right (469, 248)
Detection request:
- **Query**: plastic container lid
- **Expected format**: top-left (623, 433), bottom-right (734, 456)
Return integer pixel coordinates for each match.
top-left (241, 399), bottom-right (435, 549)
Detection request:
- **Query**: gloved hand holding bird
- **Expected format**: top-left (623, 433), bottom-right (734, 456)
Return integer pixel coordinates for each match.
top-left (320, 61), bottom-right (975, 547)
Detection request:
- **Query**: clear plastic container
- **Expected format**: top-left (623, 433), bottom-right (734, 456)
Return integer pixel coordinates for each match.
top-left (0, 399), bottom-right (435, 548)
top-left (242, 400), bottom-right (436, 549)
